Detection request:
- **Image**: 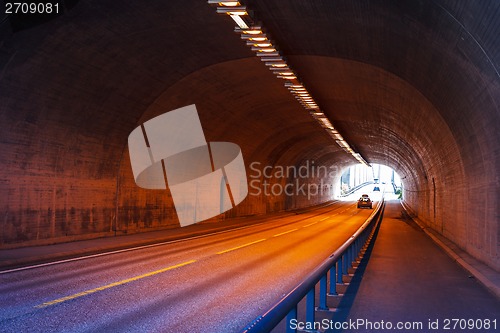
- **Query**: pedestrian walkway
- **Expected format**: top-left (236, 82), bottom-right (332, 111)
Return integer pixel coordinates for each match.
top-left (326, 201), bottom-right (500, 333)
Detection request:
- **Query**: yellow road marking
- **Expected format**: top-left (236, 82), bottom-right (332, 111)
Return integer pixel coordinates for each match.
top-left (319, 216), bottom-right (330, 221)
top-left (216, 239), bottom-right (266, 254)
top-left (273, 228), bottom-right (298, 237)
top-left (34, 260), bottom-right (196, 308)
top-left (303, 221), bottom-right (318, 228)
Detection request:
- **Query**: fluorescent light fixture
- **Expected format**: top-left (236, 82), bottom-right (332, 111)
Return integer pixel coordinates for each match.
top-left (241, 35), bottom-right (267, 40)
top-left (230, 15), bottom-right (249, 28)
top-left (259, 57), bottom-right (283, 62)
top-left (277, 75), bottom-right (297, 79)
top-left (239, 29), bottom-right (262, 35)
top-left (208, 0), bottom-right (240, 4)
top-left (271, 68), bottom-right (291, 73)
top-left (319, 118), bottom-right (332, 126)
top-left (256, 52), bottom-right (280, 57)
top-left (247, 37), bottom-right (267, 41)
top-left (337, 140), bottom-right (349, 148)
top-left (252, 47), bottom-right (277, 52)
top-left (267, 63), bottom-right (287, 67)
top-left (270, 64), bottom-right (289, 68)
top-left (216, 6), bottom-right (247, 15)
top-left (215, 1), bottom-right (240, 5)
top-left (284, 83), bottom-right (304, 88)
top-left (248, 42), bottom-right (272, 47)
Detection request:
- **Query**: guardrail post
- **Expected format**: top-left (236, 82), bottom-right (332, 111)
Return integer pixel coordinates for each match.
top-left (328, 266), bottom-right (337, 295)
top-left (357, 239), bottom-right (362, 261)
top-left (347, 246), bottom-right (352, 271)
top-left (352, 243), bottom-right (356, 261)
top-left (306, 288), bottom-right (315, 326)
top-left (318, 275), bottom-right (328, 310)
top-left (337, 257), bottom-right (343, 284)
top-left (351, 245), bottom-right (355, 267)
top-left (286, 306), bottom-right (297, 333)
top-left (342, 252), bottom-right (348, 275)
top-left (352, 245), bottom-right (356, 265)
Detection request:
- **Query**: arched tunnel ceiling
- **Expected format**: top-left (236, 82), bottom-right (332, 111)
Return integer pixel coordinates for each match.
top-left (242, 0), bottom-right (500, 180)
top-left (1, 0), bottom-right (498, 181)
top-left (0, 1), bottom-right (499, 267)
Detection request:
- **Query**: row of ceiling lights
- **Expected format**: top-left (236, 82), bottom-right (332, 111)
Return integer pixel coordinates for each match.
top-left (208, 0), bottom-right (370, 167)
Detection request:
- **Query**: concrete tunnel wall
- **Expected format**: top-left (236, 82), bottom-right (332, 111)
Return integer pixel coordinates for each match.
top-left (0, 1), bottom-right (499, 270)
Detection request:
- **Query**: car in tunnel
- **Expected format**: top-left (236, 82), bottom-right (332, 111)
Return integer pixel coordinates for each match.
top-left (357, 194), bottom-right (373, 209)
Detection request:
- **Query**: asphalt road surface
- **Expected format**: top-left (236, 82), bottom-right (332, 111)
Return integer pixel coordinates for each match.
top-left (0, 200), bottom-right (376, 333)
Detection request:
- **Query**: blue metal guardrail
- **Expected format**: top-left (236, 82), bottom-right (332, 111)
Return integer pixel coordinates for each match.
top-left (241, 199), bottom-right (386, 333)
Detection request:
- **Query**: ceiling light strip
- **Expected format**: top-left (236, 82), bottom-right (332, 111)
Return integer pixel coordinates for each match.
top-left (208, 1), bottom-right (370, 167)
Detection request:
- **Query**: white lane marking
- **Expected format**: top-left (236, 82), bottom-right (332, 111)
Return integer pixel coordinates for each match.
top-left (1, 201), bottom-right (349, 274)
top-left (272, 228), bottom-right (299, 237)
top-left (216, 239), bottom-right (267, 255)
top-left (0, 223), bottom-right (270, 274)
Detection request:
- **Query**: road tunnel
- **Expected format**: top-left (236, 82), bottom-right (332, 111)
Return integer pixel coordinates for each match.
top-left (0, 0), bottom-right (499, 274)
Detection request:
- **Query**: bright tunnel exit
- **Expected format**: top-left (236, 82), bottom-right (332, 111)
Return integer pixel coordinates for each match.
top-left (337, 163), bottom-right (402, 201)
